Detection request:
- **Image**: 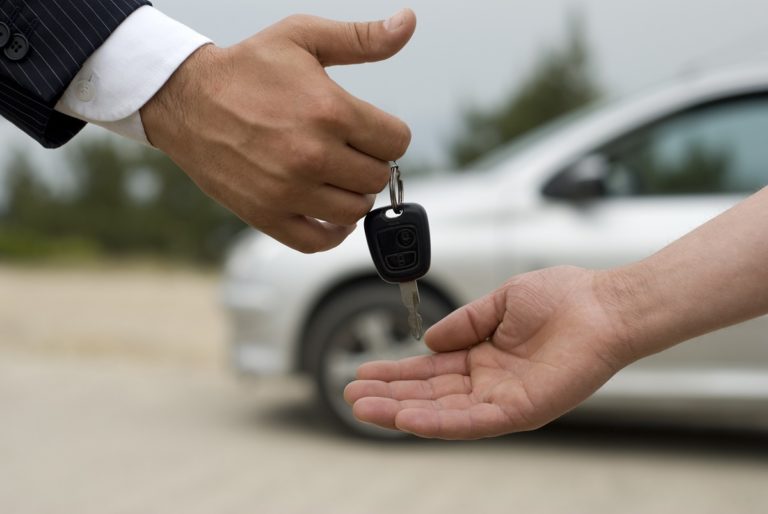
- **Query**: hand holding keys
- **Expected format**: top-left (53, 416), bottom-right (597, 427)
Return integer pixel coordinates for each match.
top-left (364, 163), bottom-right (431, 339)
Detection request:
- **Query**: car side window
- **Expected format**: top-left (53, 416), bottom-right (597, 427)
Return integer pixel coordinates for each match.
top-left (599, 94), bottom-right (768, 196)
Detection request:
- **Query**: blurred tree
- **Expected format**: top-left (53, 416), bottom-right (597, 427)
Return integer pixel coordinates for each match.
top-left (0, 139), bottom-right (244, 264)
top-left (450, 14), bottom-right (602, 167)
top-left (4, 151), bottom-right (50, 226)
top-left (0, 152), bottom-right (99, 260)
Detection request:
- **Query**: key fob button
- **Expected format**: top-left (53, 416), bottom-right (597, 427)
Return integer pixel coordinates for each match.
top-left (396, 228), bottom-right (417, 248)
top-left (385, 252), bottom-right (417, 271)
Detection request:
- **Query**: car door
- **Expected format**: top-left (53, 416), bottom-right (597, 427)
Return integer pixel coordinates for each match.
top-left (504, 93), bottom-right (768, 389)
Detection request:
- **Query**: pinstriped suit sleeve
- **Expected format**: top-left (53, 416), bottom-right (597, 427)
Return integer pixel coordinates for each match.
top-left (0, 0), bottom-right (151, 148)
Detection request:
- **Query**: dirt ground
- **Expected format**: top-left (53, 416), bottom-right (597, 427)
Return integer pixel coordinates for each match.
top-left (0, 264), bottom-right (226, 366)
top-left (2, 264), bottom-right (768, 514)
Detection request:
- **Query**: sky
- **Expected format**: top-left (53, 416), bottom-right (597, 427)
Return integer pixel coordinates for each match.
top-left (2, 0), bottom-right (768, 173)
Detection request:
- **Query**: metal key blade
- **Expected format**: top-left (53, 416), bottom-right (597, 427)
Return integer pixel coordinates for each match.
top-left (399, 281), bottom-right (423, 340)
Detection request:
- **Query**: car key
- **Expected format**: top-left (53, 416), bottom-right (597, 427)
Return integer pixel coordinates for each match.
top-left (364, 203), bottom-right (431, 339)
top-left (364, 163), bottom-right (431, 340)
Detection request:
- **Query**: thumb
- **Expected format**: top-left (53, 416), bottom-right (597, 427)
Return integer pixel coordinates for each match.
top-left (424, 289), bottom-right (506, 353)
top-left (288, 9), bottom-right (417, 66)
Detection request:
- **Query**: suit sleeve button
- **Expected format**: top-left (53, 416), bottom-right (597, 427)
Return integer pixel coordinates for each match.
top-left (4, 33), bottom-right (29, 61)
top-left (0, 22), bottom-right (10, 48)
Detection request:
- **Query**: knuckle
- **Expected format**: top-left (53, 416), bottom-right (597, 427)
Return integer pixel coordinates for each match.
top-left (371, 163), bottom-right (390, 191)
top-left (296, 232), bottom-right (341, 254)
top-left (336, 197), bottom-right (370, 225)
top-left (287, 140), bottom-right (326, 174)
top-left (500, 278), bottom-right (550, 337)
top-left (278, 14), bottom-right (320, 47)
top-left (392, 122), bottom-right (412, 158)
top-left (363, 193), bottom-right (376, 212)
top-left (358, 194), bottom-right (376, 216)
top-left (309, 93), bottom-right (349, 128)
top-left (281, 14), bottom-right (313, 30)
top-left (381, 121), bottom-right (411, 160)
top-left (294, 239), bottom-right (324, 254)
top-left (505, 280), bottom-right (542, 310)
top-left (272, 183), bottom-right (299, 205)
top-left (242, 210), bottom-right (271, 234)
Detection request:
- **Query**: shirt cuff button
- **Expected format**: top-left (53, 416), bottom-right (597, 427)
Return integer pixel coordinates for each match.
top-left (75, 77), bottom-right (97, 102)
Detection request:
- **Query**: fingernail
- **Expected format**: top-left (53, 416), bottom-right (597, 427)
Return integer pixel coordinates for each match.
top-left (383, 8), bottom-right (407, 31)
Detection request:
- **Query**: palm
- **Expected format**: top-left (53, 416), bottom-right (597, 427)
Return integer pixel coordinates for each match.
top-left (344, 267), bottom-right (625, 439)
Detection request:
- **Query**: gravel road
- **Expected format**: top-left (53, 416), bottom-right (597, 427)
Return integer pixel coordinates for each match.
top-left (1, 264), bottom-right (767, 514)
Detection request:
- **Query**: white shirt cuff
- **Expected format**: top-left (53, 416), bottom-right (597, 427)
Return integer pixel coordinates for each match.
top-left (54, 6), bottom-right (211, 145)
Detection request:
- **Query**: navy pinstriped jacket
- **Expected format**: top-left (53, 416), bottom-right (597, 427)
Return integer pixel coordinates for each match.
top-left (0, 0), bottom-right (151, 148)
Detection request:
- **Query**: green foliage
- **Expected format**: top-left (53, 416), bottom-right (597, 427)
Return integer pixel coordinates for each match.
top-left (451, 15), bottom-right (602, 167)
top-left (0, 227), bottom-right (100, 262)
top-left (0, 139), bottom-right (244, 264)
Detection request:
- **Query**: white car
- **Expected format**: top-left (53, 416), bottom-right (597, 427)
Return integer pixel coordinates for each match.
top-left (222, 65), bottom-right (768, 436)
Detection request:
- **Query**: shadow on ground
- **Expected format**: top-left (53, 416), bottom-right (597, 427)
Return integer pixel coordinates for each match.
top-left (246, 388), bottom-right (768, 463)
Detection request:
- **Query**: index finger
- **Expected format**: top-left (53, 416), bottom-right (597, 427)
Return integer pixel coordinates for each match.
top-left (265, 215), bottom-right (355, 254)
top-left (355, 350), bottom-right (469, 382)
top-left (345, 95), bottom-right (411, 162)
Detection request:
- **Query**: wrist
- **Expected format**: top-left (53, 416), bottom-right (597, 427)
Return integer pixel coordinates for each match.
top-left (591, 264), bottom-right (658, 366)
top-left (140, 43), bottom-right (223, 150)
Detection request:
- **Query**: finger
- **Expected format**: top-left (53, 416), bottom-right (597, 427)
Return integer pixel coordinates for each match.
top-left (396, 403), bottom-right (513, 440)
top-left (345, 96), bottom-right (411, 161)
top-left (424, 290), bottom-right (505, 353)
top-left (344, 374), bottom-right (472, 404)
top-left (355, 351), bottom-right (470, 382)
top-left (266, 215), bottom-right (355, 254)
top-left (352, 397), bottom-right (512, 439)
top-left (316, 144), bottom-right (391, 194)
top-left (285, 9), bottom-right (417, 67)
top-left (352, 397), bottom-right (400, 430)
top-left (352, 395), bottom-right (475, 430)
top-left (300, 186), bottom-right (375, 226)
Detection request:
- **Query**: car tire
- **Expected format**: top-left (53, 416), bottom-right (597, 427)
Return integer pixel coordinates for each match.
top-left (305, 280), bottom-right (453, 438)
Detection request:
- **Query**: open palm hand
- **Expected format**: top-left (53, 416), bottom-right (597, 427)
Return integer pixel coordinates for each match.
top-left (344, 266), bottom-right (631, 439)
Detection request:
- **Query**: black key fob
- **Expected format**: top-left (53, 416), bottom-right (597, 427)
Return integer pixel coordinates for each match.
top-left (364, 203), bottom-right (431, 284)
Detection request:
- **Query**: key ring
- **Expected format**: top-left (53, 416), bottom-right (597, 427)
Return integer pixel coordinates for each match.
top-left (389, 161), bottom-right (404, 213)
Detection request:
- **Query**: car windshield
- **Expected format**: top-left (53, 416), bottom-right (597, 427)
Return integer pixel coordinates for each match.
top-left (468, 101), bottom-right (608, 171)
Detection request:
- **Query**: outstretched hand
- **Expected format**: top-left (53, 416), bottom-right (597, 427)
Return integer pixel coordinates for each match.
top-left (345, 266), bottom-right (633, 439)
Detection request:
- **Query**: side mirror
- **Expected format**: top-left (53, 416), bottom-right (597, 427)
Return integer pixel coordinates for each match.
top-left (543, 154), bottom-right (609, 201)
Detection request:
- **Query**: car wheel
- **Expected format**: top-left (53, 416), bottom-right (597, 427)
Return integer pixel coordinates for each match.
top-left (305, 280), bottom-right (453, 438)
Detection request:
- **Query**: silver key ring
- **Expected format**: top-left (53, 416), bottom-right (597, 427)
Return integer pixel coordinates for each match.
top-left (389, 161), bottom-right (404, 213)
